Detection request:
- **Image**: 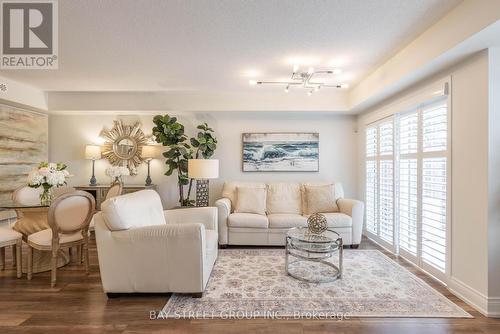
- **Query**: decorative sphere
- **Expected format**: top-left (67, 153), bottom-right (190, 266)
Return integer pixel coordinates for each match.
top-left (307, 213), bottom-right (328, 234)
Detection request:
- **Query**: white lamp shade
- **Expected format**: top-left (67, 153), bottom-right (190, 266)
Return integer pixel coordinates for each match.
top-left (188, 159), bottom-right (219, 179)
top-left (141, 145), bottom-right (158, 160)
top-left (85, 145), bottom-right (101, 160)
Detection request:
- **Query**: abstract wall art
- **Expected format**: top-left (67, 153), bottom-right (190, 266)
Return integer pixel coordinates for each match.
top-left (0, 104), bottom-right (48, 203)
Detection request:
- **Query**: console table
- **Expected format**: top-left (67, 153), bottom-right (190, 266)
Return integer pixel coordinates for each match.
top-left (74, 184), bottom-right (156, 210)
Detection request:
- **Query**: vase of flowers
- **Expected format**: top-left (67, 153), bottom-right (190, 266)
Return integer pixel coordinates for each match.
top-left (105, 166), bottom-right (130, 184)
top-left (28, 162), bottom-right (71, 205)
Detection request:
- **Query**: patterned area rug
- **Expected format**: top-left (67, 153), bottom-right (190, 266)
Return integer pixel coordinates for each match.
top-left (162, 249), bottom-right (471, 318)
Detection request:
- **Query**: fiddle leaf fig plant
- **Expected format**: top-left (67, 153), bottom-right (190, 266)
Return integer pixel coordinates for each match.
top-left (152, 115), bottom-right (217, 206)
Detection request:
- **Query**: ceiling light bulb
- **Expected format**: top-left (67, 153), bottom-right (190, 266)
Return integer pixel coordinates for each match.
top-left (307, 67), bottom-right (314, 74)
top-left (293, 64), bottom-right (299, 73)
top-left (314, 86), bottom-right (320, 92)
top-left (284, 86), bottom-right (289, 93)
top-left (340, 83), bottom-right (349, 89)
top-left (307, 90), bottom-right (313, 96)
top-left (249, 80), bottom-right (257, 86)
top-left (332, 68), bottom-right (342, 75)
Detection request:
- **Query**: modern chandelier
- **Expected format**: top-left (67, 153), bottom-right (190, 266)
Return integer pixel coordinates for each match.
top-left (249, 65), bottom-right (349, 95)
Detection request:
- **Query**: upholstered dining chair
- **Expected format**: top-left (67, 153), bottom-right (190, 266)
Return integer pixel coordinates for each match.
top-left (26, 191), bottom-right (95, 287)
top-left (7, 185), bottom-right (43, 275)
top-left (106, 182), bottom-right (123, 200)
top-left (12, 185), bottom-right (42, 206)
top-left (89, 182), bottom-right (123, 232)
top-left (0, 228), bottom-right (22, 278)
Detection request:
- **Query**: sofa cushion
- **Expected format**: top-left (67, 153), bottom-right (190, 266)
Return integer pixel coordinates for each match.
top-left (268, 214), bottom-right (307, 228)
top-left (304, 212), bottom-right (352, 228)
top-left (222, 182), bottom-right (266, 212)
top-left (101, 190), bottom-right (166, 231)
top-left (234, 186), bottom-right (267, 215)
top-left (266, 183), bottom-right (302, 215)
top-left (228, 213), bottom-right (269, 229)
top-left (301, 182), bottom-right (343, 213)
top-left (303, 184), bottom-right (339, 214)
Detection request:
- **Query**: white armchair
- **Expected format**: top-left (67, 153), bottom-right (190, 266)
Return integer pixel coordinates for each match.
top-left (94, 190), bottom-right (218, 297)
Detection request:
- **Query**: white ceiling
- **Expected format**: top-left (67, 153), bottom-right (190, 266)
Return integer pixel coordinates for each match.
top-left (1, 0), bottom-right (461, 111)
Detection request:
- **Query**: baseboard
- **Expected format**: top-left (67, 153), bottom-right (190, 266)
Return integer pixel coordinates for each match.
top-left (448, 277), bottom-right (500, 317)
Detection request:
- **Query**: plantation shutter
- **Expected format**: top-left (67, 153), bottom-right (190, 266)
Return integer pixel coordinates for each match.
top-left (365, 127), bottom-right (378, 234)
top-left (399, 113), bottom-right (418, 255)
top-left (421, 103), bottom-right (447, 272)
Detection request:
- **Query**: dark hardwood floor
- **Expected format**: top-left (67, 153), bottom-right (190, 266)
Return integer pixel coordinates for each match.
top-left (0, 235), bottom-right (498, 333)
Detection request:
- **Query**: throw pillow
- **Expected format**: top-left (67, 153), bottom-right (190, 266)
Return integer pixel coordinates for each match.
top-left (304, 184), bottom-right (338, 215)
top-left (234, 186), bottom-right (267, 215)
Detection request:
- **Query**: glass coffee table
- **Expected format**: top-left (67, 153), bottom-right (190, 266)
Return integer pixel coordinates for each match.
top-left (285, 227), bottom-right (343, 283)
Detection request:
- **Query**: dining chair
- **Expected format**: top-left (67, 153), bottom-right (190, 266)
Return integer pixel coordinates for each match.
top-left (106, 182), bottom-right (123, 200)
top-left (88, 182), bottom-right (123, 232)
top-left (12, 186), bottom-right (41, 206)
top-left (7, 185), bottom-right (43, 274)
top-left (0, 228), bottom-right (22, 278)
top-left (26, 191), bottom-right (95, 287)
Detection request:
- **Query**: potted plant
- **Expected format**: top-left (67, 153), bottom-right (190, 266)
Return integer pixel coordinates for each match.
top-left (152, 115), bottom-right (217, 206)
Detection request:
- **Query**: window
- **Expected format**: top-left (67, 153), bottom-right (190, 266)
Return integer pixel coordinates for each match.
top-left (365, 97), bottom-right (449, 280)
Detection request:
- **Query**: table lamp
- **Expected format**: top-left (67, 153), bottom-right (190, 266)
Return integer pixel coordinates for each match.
top-left (188, 159), bottom-right (219, 207)
top-left (85, 145), bottom-right (101, 186)
top-left (141, 145), bottom-right (157, 186)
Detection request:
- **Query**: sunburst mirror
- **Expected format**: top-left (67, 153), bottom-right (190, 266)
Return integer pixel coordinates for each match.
top-left (100, 120), bottom-right (151, 175)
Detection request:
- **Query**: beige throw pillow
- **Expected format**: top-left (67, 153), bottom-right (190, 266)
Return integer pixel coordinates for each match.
top-left (304, 184), bottom-right (338, 215)
top-left (234, 186), bottom-right (267, 215)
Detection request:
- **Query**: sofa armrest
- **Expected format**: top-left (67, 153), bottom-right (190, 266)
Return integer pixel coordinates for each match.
top-left (215, 198), bottom-right (231, 245)
top-left (164, 207), bottom-right (217, 231)
top-left (337, 198), bottom-right (364, 245)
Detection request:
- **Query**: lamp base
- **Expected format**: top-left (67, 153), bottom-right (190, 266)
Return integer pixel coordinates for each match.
top-left (196, 179), bottom-right (209, 207)
top-left (89, 176), bottom-right (97, 186)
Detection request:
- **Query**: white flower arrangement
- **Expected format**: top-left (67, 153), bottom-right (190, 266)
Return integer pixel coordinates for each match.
top-left (105, 166), bottom-right (130, 178)
top-left (28, 162), bottom-right (70, 188)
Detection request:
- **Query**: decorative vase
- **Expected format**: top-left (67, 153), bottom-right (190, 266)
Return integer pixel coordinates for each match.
top-left (40, 188), bottom-right (53, 206)
top-left (307, 213), bottom-right (328, 234)
top-left (112, 176), bottom-right (123, 185)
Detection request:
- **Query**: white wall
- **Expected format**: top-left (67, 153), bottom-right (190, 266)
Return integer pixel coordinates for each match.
top-left (487, 48), bottom-right (500, 311)
top-left (49, 112), bottom-right (358, 209)
top-left (356, 50), bottom-right (498, 315)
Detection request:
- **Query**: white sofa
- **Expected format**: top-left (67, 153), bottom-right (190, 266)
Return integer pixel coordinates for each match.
top-left (215, 182), bottom-right (364, 247)
top-left (94, 190), bottom-right (218, 297)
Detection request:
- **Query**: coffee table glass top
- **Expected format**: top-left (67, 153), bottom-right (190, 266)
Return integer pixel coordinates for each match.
top-left (287, 227), bottom-right (341, 253)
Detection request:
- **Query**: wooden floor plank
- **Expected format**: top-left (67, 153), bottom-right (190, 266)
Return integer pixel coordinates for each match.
top-left (0, 235), bottom-right (498, 333)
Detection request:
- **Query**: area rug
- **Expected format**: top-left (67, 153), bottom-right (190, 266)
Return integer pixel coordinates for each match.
top-left (162, 249), bottom-right (471, 319)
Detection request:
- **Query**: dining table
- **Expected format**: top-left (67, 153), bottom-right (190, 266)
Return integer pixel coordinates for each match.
top-left (0, 200), bottom-right (70, 274)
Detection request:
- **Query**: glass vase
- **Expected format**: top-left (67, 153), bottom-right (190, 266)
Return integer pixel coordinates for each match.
top-left (40, 188), bottom-right (53, 206)
top-left (112, 176), bottom-right (123, 185)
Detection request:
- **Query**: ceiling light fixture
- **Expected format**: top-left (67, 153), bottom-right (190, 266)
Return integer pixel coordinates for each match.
top-left (249, 65), bottom-right (348, 95)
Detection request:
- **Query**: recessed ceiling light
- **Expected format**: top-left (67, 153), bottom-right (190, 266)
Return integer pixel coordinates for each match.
top-left (248, 80), bottom-right (258, 86)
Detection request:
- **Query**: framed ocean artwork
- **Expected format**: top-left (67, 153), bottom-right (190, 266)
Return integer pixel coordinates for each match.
top-left (242, 132), bottom-right (319, 172)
